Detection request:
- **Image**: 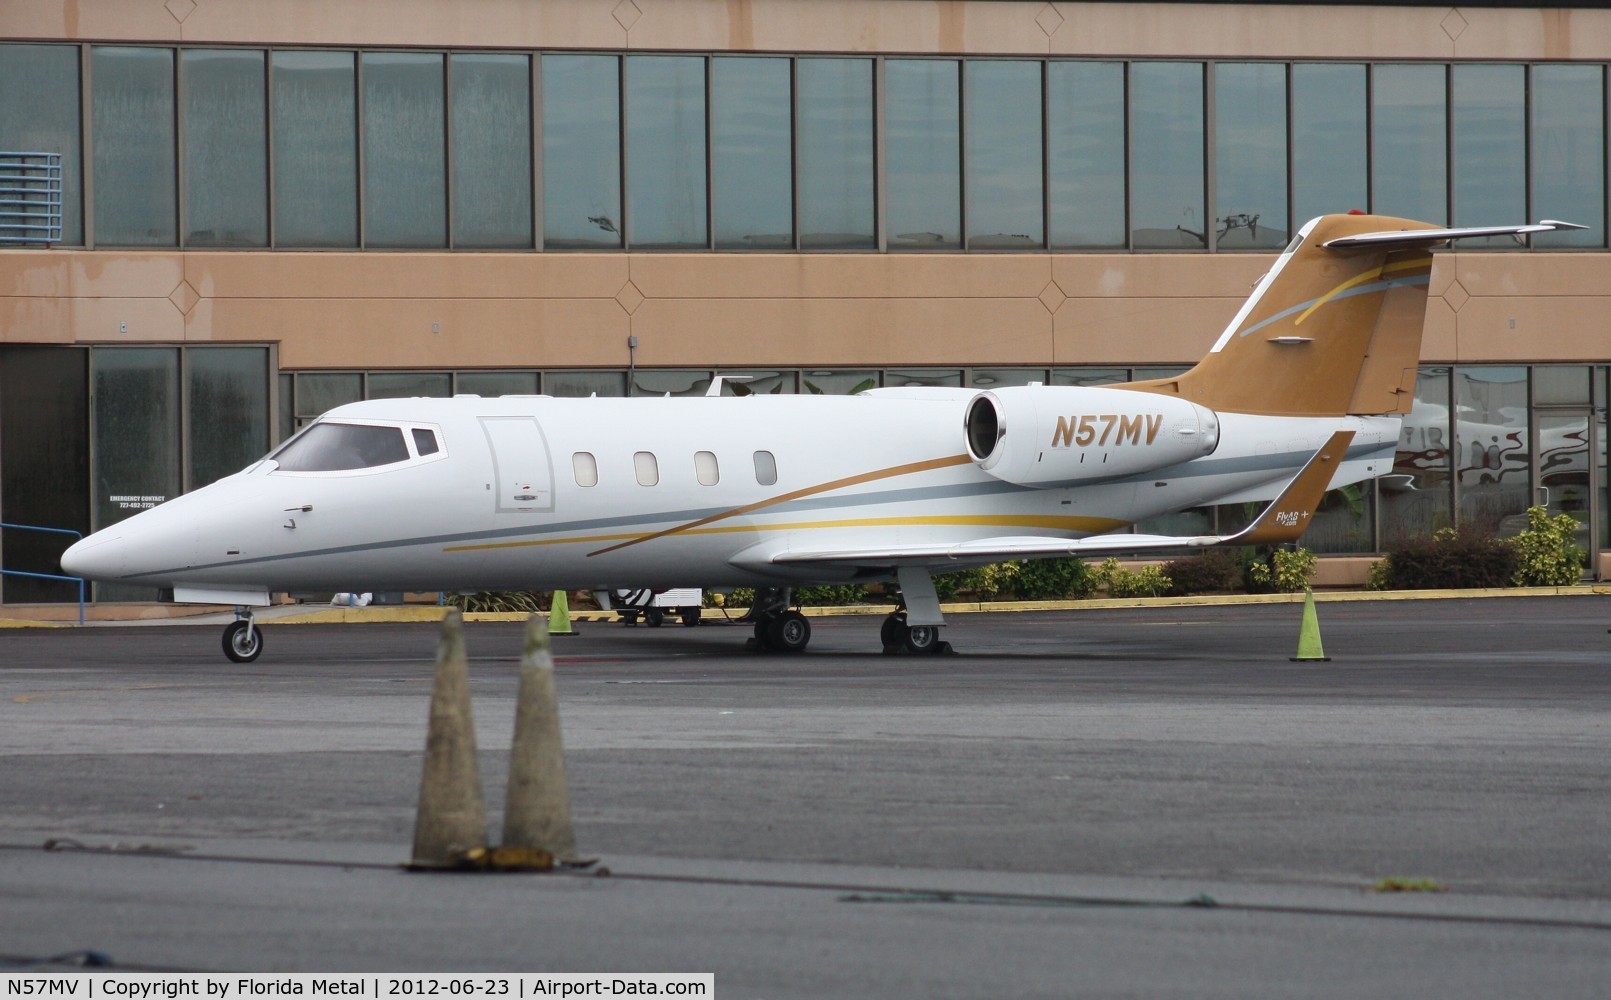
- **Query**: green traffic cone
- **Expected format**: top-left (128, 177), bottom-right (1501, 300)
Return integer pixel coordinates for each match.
top-left (1290, 587), bottom-right (1329, 662)
top-left (548, 590), bottom-right (579, 636)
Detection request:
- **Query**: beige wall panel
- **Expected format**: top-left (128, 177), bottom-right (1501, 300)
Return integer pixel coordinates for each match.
top-left (1454, 298), bottom-right (1610, 363)
top-left (1449, 253), bottom-right (1610, 299)
top-left (0, 252), bottom-right (183, 300)
top-left (627, 253), bottom-right (1051, 301)
top-left (45, 297), bottom-right (187, 342)
top-left (1453, 8), bottom-right (1611, 61)
top-left (1049, 2), bottom-right (1453, 60)
top-left (1053, 296), bottom-right (1241, 365)
top-left (182, 253), bottom-right (628, 302)
top-left (628, 297), bottom-right (1051, 366)
top-left (627, 0), bottom-right (1050, 54)
top-left (1051, 253), bottom-right (1269, 300)
top-left (176, 0), bottom-right (625, 48)
top-left (201, 297), bottom-right (629, 369)
top-left (0, 297), bottom-right (75, 343)
top-left (1420, 296), bottom-right (1457, 363)
top-left (5, 0), bottom-right (181, 43)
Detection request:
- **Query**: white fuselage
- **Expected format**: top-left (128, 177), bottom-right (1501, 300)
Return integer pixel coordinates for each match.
top-left (61, 390), bottom-right (1399, 597)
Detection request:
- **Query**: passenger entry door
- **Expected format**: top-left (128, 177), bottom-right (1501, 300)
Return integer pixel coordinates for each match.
top-left (479, 416), bottom-right (554, 514)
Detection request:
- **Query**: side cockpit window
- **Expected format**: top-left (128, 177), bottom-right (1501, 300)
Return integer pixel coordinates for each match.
top-left (411, 428), bottom-right (441, 456)
top-left (271, 423), bottom-right (410, 472)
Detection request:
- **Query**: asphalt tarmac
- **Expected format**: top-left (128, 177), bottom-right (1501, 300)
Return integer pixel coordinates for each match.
top-left (2, 597), bottom-right (1610, 997)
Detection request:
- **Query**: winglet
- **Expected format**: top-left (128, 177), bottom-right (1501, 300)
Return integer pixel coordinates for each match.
top-left (1232, 431), bottom-right (1356, 546)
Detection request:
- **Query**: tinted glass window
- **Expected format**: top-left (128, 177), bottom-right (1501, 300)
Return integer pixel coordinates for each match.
top-left (1130, 62), bottom-right (1204, 248)
top-left (455, 371), bottom-right (539, 396)
top-left (1047, 61), bottom-right (1125, 249)
top-left (188, 347), bottom-right (269, 489)
top-left (626, 55), bottom-right (707, 249)
top-left (362, 52), bottom-right (446, 248)
top-left (368, 372), bottom-right (450, 398)
top-left (886, 60), bottom-right (961, 250)
top-left (634, 451), bottom-right (659, 486)
top-left (272, 51), bottom-right (358, 247)
top-left (797, 58), bottom-right (875, 249)
top-left (182, 49), bottom-right (268, 247)
top-left (573, 452), bottom-right (598, 487)
top-left (451, 53), bottom-right (532, 249)
top-left (1452, 64), bottom-right (1525, 245)
top-left (695, 450), bottom-right (719, 486)
top-left (0, 44), bottom-right (83, 244)
top-left (1382, 366), bottom-right (1451, 542)
top-left (1290, 64), bottom-right (1367, 225)
top-left (966, 60), bottom-right (1042, 249)
top-left (545, 371), bottom-right (627, 397)
top-left (1532, 65), bottom-right (1605, 248)
top-left (294, 372), bottom-right (363, 422)
top-left (1454, 366), bottom-right (1529, 531)
top-left (712, 57), bottom-right (792, 249)
top-left (412, 428), bottom-right (441, 456)
top-left (754, 450), bottom-right (778, 486)
top-left (542, 54), bottom-right (621, 249)
top-left (272, 423), bottom-right (410, 471)
top-left (1214, 63), bottom-right (1287, 249)
top-left (1372, 64), bottom-right (1447, 223)
top-left (92, 47), bottom-right (176, 246)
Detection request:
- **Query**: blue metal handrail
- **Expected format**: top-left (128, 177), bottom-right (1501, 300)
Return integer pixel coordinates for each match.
top-left (0, 522), bottom-right (85, 625)
top-left (0, 152), bottom-right (64, 244)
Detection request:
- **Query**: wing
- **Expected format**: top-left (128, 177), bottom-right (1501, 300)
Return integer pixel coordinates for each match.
top-left (767, 431), bottom-right (1355, 569)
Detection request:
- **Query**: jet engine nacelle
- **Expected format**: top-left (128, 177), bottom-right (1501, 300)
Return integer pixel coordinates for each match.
top-left (964, 385), bottom-right (1220, 488)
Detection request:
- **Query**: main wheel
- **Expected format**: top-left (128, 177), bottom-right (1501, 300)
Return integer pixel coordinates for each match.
top-left (764, 610), bottom-right (811, 652)
top-left (222, 620), bottom-right (263, 663)
top-left (880, 613), bottom-right (906, 647)
top-left (902, 623), bottom-right (941, 654)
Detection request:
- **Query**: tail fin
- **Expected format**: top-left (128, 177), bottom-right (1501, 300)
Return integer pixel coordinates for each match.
top-left (1127, 214), bottom-right (1576, 418)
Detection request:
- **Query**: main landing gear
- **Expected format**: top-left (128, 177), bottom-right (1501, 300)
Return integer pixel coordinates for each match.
top-left (741, 567), bottom-right (957, 655)
top-left (879, 609), bottom-right (952, 656)
top-left (222, 607), bottom-right (264, 663)
top-left (742, 588), bottom-right (812, 653)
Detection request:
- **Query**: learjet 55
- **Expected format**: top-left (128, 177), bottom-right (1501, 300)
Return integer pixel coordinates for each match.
top-left (61, 214), bottom-right (1581, 661)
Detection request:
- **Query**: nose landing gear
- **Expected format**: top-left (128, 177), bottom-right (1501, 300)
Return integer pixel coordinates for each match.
top-left (222, 608), bottom-right (264, 663)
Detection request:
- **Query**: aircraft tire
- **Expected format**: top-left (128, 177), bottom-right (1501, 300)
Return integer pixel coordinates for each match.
top-left (879, 613), bottom-right (906, 647)
top-left (222, 620), bottom-right (264, 663)
top-left (765, 611), bottom-right (811, 653)
top-left (902, 624), bottom-right (942, 655)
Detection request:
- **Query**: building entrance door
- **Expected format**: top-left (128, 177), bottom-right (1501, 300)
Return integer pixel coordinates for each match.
top-left (1531, 407), bottom-right (1597, 578)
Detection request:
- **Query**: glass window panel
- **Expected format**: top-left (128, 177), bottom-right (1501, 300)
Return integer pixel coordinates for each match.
top-left (1382, 366), bottom-right (1453, 541)
top-left (1130, 62), bottom-right (1205, 248)
top-left (91, 47), bottom-right (176, 246)
top-left (412, 428), bottom-right (440, 456)
top-left (0, 346), bottom-right (88, 603)
top-left (718, 370), bottom-right (797, 395)
top-left (885, 59), bottom-right (961, 250)
top-left (886, 369), bottom-right (963, 387)
top-left (272, 50), bottom-right (358, 247)
top-left (1052, 368), bottom-right (1128, 386)
top-left (545, 371), bottom-right (627, 397)
top-left (1372, 64), bottom-right (1447, 224)
top-left (542, 54), bottom-right (621, 249)
top-left (1305, 485), bottom-right (1376, 554)
top-left (695, 451), bottom-right (719, 486)
top-left (1534, 365), bottom-right (1590, 405)
top-left (634, 451), bottom-right (659, 486)
top-left (1531, 65), bottom-right (1605, 248)
top-left (1291, 64), bottom-right (1367, 225)
top-left (634, 370), bottom-right (712, 397)
top-left (753, 450), bottom-right (778, 486)
top-left (712, 57), bottom-right (791, 249)
top-left (1214, 63), bottom-right (1287, 249)
top-left (801, 370), bottom-right (879, 394)
top-left (971, 368), bottom-right (1049, 388)
top-left (449, 53), bottom-right (531, 249)
top-left (362, 52), bottom-right (446, 248)
top-left (182, 49), bottom-right (267, 247)
top-left (455, 371), bottom-right (539, 396)
top-left (279, 372), bottom-right (295, 444)
top-left (367, 372), bottom-right (451, 399)
top-left (626, 55), bottom-right (707, 249)
top-left (0, 44), bottom-right (83, 244)
top-left (1133, 366), bottom-right (1191, 381)
top-left (294, 372), bottom-right (363, 420)
top-left (965, 60), bottom-right (1042, 249)
top-left (573, 452), bottom-right (598, 487)
top-left (272, 422), bottom-right (409, 471)
top-left (187, 348), bottom-right (269, 489)
top-left (797, 58), bottom-right (875, 249)
top-left (1047, 61), bottom-right (1125, 249)
top-left (1454, 366), bottom-right (1529, 533)
top-left (92, 347), bottom-right (180, 601)
top-left (1451, 64), bottom-right (1525, 246)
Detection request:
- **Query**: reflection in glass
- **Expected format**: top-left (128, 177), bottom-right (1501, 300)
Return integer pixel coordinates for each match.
top-left (1306, 484), bottom-right (1376, 554)
top-left (885, 60), bottom-right (961, 250)
top-left (1382, 366), bottom-right (1452, 541)
top-left (1455, 366), bottom-right (1529, 533)
top-left (294, 372), bottom-right (363, 420)
top-left (1214, 63), bottom-right (1287, 249)
top-left (451, 53), bottom-right (532, 249)
top-left (797, 59), bottom-right (875, 249)
top-left (0, 346), bottom-right (88, 602)
top-left (279, 373), bottom-right (295, 444)
top-left (92, 348), bottom-right (180, 604)
top-left (273, 423), bottom-right (409, 471)
top-left (1053, 368), bottom-right (1128, 386)
top-left (545, 371), bottom-right (627, 397)
top-left (542, 55), bottom-right (621, 248)
top-left (1532, 65), bottom-right (1605, 248)
top-left (1536, 411), bottom-right (1593, 568)
top-left (188, 348), bottom-right (269, 489)
top-left (1047, 61), bottom-right (1125, 249)
top-left (634, 370), bottom-right (712, 396)
top-left (626, 56), bottom-right (707, 249)
top-left (801, 370), bottom-right (879, 394)
top-left (712, 58), bottom-right (792, 249)
top-left (972, 368), bottom-right (1050, 387)
top-left (182, 50), bottom-right (267, 247)
top-left (1372, 64), bottom-right (1447, 224)
top-left (0, 44), bottom-right (83, 244)
top-left (1130, 62), bottom-right (1205, 248)
top-left (886, 370), bottom-right (963, 387)
top-left (367, 372), bottom-right (451, 398)
top-left (455, 372), bottom-right (539, 396)
top-left (92, 47), bottom-right (176, 246)
top-left (1291, 64), bottom-right (1366, 224)
top-left (1533, 365), bottom-right (1590, 406)
top-left (272, 51), bottom-right (358, 247)
top-left (1452, 64), bottom-right (1524, 245)
top-left (362, 52), bottom-right (446, 247)
top-left (718, 371), bottom-right (797, 395)
top-left (966, 61), bottom-right (1042, 249)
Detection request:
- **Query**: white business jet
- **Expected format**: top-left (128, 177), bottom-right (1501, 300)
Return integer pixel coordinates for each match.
top-left (61, 213), bottom-right (1580, 661)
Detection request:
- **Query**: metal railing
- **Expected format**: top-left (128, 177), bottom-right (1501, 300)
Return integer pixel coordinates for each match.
top-left (0, 152), bottom-right (64, 245)
top-left (0, 522), bottom-right (85, 625)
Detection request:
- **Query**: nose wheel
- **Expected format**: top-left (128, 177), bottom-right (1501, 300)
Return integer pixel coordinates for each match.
top-left (223, 613), bottom-right (264, 663)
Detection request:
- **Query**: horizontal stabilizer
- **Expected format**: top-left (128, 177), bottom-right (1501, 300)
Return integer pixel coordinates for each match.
top-left (1322, 220), bottom-right (1586, 250)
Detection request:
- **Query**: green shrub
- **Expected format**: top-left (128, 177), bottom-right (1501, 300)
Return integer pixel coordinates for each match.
top-left (1163, 549), bottom-right (1242, 596)
top-left (1245, 547), bottom-right (1317, 593)
top-left (932, 567), bottom-right (982, 601)
top-left (448, 591), bottom-right (548, 613)
top-left (1364, 557), bottom-right (1392, 591)
top-left (796, 584), bottom-right (867, 606)
top-left (1377, 527), bottom-right (1516, 590)
top-left (972, 562), bottom-right (1022, 600)
top-left (1509, 506), bottom-right (1586, 586)
top-left (1015, 557), bottom-right (1099, 600)
top-left (1096, 558), bottom-right (1172, 598)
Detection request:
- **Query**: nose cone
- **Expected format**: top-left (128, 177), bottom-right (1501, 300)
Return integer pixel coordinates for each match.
top-left (59, 498), bottom-right (204, 585)
top-left (60, 531), bottom-right (132, 582)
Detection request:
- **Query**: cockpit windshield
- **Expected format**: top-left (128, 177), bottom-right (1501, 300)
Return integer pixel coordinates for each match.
top-left (270, 422), bottom-right (410, 472)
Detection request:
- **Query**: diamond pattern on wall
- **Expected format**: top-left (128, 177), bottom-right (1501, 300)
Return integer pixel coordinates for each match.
top-left (168, 279), bottom-right (200, 316)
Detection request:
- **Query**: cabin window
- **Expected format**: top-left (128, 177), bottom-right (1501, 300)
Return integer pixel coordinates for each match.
top-left (753, 450), bottom-right (777, 486)
top-left (634, 451), bottom-right (659, 486)
top-left (573, 451), bottom-right (598, 487)
top-left (271, 422), bottom-right (409, 471)
top-left (695, 450), bottom-right (719, 486)
top-left (411, 428), bottom-right (440, 456)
